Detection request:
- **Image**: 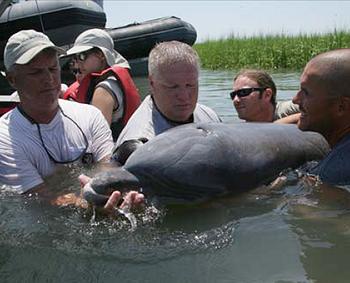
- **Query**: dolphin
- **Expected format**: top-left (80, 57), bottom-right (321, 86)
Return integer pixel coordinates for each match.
top-left (84, 123), bottom-right (329, 204)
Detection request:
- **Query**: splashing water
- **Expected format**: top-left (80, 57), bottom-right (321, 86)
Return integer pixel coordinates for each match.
top-left (115, 206), bottom-right (137, 231)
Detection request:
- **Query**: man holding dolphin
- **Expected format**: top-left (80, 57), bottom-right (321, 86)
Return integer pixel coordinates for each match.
top-left (111, 40), bottom-right (221, 164)
top-left (292, 49), bottom-right (350, 186)
top-left (80, 40), bottom-right (221, 203)
top-left (0, 30), bottom-right (143, 211)
top-left (81, 48), bottom-right (350, 203)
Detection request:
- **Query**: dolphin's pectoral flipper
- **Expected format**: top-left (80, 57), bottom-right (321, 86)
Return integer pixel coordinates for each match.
top-left (82, 168), bottom-right (141, 206)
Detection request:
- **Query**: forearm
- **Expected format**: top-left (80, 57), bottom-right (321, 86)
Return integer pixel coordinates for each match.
top-left (274, 113), bottom-right (301, 124)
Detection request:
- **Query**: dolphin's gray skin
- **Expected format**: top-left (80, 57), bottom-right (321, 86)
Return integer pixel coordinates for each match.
top-left (85, 123), bottom-right (329, 204)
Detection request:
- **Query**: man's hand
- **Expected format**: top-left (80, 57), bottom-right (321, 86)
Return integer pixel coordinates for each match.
top-left (79, 174), bottom-right (145, 213)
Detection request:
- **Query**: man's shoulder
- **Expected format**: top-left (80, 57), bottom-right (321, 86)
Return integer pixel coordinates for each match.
top-left (276, 100), bottom-right (299, 112)
top-left (116, 96), bottom-right (156, 146)
top-left (59, 99), bottom-right (101, 114)
top-left (313, 133), bottom-right (350, 185)
top-left (123, 95), bottom-right (153, 122)
top-left (0, 107), bottom-right (24, 133)
top-left (194, 103), bottom-right (221, 122)
top-left (274, 100), bottom-right (300, 119)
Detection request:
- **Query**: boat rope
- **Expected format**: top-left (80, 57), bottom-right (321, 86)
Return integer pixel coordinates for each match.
top-left (34, 0), bottom-right (45, 33)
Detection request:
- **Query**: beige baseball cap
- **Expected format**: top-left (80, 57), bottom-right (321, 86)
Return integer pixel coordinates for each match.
top-left (4, 29), bottom-right (65, 71)
top-left (66, 28), bottom-right (130, 69)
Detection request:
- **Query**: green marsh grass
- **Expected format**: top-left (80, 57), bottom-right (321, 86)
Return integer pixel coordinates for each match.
top-left (194, 31), bottom-right (350, 71)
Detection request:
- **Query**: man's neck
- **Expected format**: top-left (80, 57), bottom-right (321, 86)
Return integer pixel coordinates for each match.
top-left (326, 126), bottom-right (350, 148)
top-left (247, 104), bottom-right (274, 122)
top-left (18, 103), bottom-right (59, 124)
top-left (151, 96), bottom-right (194, 124)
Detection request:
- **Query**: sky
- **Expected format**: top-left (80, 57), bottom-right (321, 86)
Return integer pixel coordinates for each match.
top-left (103, 1), bottom-right (350, 43)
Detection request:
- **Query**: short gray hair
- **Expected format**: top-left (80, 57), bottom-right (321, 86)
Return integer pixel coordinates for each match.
top-left (148, 41), bottom-right (200, 77)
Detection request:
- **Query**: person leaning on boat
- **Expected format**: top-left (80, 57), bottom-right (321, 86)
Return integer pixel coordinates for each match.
top-left (63, 28), bottom-right (141, 141)
top-left (111, 40), bottom-right (221, 165)
top-left (231, 69), bottom-right (300, 123)
top-left (292, 49), bottom-right (350, 186)
top-left (0, 30), bottom-right (144, 211)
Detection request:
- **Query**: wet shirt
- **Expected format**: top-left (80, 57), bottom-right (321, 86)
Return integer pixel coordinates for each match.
top-left (310, 133), bottom-right (350, 186)
top-left (116, 95), bottom-right (221, 146)
top-left (273, 100), bottom-right (300, 121)
top-left (0, 99), bottom-right (114, 193)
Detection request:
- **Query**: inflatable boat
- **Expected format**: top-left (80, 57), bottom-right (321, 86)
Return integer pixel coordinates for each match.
top-left (61, 16), bottom-right (197, 80)
top-left (0, 0), bottom-right (197, 114)
top-left (0, 0), bottom-right (106, 68)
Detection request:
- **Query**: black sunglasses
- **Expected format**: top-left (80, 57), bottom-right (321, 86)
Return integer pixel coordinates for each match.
top-left (75, 48), bottom-right (98, 62)
top-left (230, 87), bottom-right (266, 100)
top-left (70, 68), bottom-right (81, 76)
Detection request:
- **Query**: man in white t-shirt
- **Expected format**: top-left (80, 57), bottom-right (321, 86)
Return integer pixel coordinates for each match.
top-left (0, 30), bottom-right (143, 210)
top-left (113, 41), bottom-right (221, 164)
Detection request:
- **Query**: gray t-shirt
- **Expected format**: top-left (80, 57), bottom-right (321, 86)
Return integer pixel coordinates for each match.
top-left (96, 77), bottom-right (124, 122)
top-left (273, 100), bottom-right (300, 121)
top-left (116, 95), bottom-right (221, 146)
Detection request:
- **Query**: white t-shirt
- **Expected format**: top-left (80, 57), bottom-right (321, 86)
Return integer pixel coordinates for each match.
top-left (116, 95), bottom-right (221, 146)
top-left (0, 99), bottom-right (114, 193)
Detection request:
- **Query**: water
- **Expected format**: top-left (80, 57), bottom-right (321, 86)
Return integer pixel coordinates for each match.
top-left (1, 69), bottom-right (350, 283)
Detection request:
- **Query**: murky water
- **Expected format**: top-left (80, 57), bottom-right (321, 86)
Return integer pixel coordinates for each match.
top-left (1, 69), bottom-right (350, 283)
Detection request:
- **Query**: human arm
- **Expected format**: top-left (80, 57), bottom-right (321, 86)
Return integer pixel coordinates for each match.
top-left (79, 174), bottom-right (144, 212)
top-left (274, 113), bottom-right (301, 124)
top-left (53, 104), bottom-right (146, 211)
top-left (91, 86), bottom-right (117, 125)
top-left (39, 173), bottom-right (144, 212)
top-left (91, 78), bottom-right (124, 126)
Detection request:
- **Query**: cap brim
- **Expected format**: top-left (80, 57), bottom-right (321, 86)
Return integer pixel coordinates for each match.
top-left (66, 45), bottom-right (94, 56)
top-left (16, 45), bottom-right (65, 65)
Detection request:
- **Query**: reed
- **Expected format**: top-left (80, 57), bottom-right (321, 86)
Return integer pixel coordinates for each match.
top-left (194, 30), bottom-right (350, 71)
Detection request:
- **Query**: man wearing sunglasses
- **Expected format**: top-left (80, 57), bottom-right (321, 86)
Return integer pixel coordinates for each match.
top-left (231, 69), bottom-right (299, 123)
top-left (292, 49), bottom-right (350, 186)
top-left (0, 30), bottom-right (144, 211)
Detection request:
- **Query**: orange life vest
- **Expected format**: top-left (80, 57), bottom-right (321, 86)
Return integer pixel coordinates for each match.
top-left (63, 65), bottom-right (141, 140)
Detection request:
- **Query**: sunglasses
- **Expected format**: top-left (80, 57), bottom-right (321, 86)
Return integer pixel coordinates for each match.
top-left (70, 68), bottom-right (81, 76)
top-left (74, 48), bottom-right (98, 62)
top-left (230, 87), bottom-right (266, 100)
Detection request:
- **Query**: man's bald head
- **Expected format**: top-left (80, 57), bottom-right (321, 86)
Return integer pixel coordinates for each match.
top-left (305, 49), bottom-right (350, 98)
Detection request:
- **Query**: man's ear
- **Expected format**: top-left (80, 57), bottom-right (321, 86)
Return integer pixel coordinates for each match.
top-left (337, 96), bottom-right (350, 115)
top-left (148, 75), bottom-right (155, 94)
top-left (6, 72), bottom-right (16, 89)
top-left (263, 88), bottom-right (273, 101)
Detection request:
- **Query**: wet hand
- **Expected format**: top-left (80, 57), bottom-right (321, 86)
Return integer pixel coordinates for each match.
top-left (79, 174), bottom-right (145, 213)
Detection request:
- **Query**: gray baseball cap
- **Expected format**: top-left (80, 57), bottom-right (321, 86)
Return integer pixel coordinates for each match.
top-left (4, 29), bottom-right (65, 71)
top-left (66, 28), bottom-right (130, 69)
